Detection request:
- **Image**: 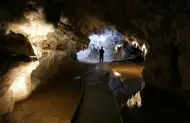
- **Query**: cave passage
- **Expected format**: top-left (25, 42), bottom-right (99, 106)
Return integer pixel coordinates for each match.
top-left (77, 28), bottom-right (124, 63)
top-left (1, 0), bottom-right (190, 123)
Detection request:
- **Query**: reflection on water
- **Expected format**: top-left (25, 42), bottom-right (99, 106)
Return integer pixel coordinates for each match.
top-left (108, 71), bottom-right (142, 96)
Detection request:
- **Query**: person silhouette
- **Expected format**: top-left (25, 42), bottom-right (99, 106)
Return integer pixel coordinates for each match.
top-left (99, 46), bottom-right (105, 63)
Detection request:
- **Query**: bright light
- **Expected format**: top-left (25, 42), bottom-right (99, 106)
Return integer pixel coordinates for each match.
top-left (141, 44), bottom-right (147, 56)
top-left (113, 71), bottom-right (121, 77)
top-left (8, 9), bottom-right (55, 58)
top-left (131, 40), bottom-right (148, 57)
top-left (77, 28), bottom-right (124, 63)
top-left (19, 22), bottom-right (54, 37)
top-left (121, 91), bottom-right (141, 109)
top-left (131, 41), bottom-right (140, 48)
top-left (125, 35), bottom-right (148, 58)
top-left (5, 6), bottom-right (55, 103)
top-left (1, 3), bottom-right (76, 114)
top-left (114, 44), bottom-right (123, 54)
top-left (7, 61), bottom-right (39, 102)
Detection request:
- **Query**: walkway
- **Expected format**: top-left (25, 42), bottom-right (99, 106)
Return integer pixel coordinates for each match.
top-left (74, 63), bottom-right (121, 123)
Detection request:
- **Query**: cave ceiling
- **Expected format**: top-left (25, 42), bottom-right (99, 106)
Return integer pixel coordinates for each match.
top-left (0, 0), bottom-right (189, 47)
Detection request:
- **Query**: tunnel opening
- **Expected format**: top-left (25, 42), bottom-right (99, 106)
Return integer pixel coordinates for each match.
top-left (77, 28), bottom-right (124, 63)
top-left (76, 28), bottom-right (146, 63)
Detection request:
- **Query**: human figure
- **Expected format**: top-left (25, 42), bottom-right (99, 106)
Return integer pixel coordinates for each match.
top-left (99, 46), bottom-right (104, 63)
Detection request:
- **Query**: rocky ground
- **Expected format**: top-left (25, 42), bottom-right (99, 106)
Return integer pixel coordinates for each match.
top-left (1, 60), bottom-right (94, 123)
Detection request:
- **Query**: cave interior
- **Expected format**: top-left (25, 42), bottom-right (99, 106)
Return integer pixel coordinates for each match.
top-left (0, 0), bottom-right (190, 122)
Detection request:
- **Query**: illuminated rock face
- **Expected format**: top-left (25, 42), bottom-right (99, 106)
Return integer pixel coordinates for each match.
top-left (0, 0), bottom-right (190, 114)
top-left (0, 2), bottom-right (89, 115)
top-left (77, 28), bottom-right (124, 63)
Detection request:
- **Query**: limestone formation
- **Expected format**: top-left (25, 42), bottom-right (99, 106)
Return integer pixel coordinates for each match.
top-left (0, 0), bottom-right (190, 117)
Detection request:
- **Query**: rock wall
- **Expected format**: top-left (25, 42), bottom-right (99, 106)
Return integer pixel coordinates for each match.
top-left (0, 0), bottom-right (190, 104)
top-left (0, 2), bottom-right (90, 115)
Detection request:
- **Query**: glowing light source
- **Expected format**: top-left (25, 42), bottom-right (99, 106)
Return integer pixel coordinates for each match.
top-left (113, 71), bottom-right (121, 77)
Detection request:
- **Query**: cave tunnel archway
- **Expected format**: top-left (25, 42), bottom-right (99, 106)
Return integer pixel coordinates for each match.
top-left (77, 28), bottom-right (124, 63)
top-left (76, 27), bottom-right (146, 63)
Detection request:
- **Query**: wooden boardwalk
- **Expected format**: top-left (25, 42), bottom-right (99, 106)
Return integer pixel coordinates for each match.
top-left (74, 63), bottom-right (121, 123)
